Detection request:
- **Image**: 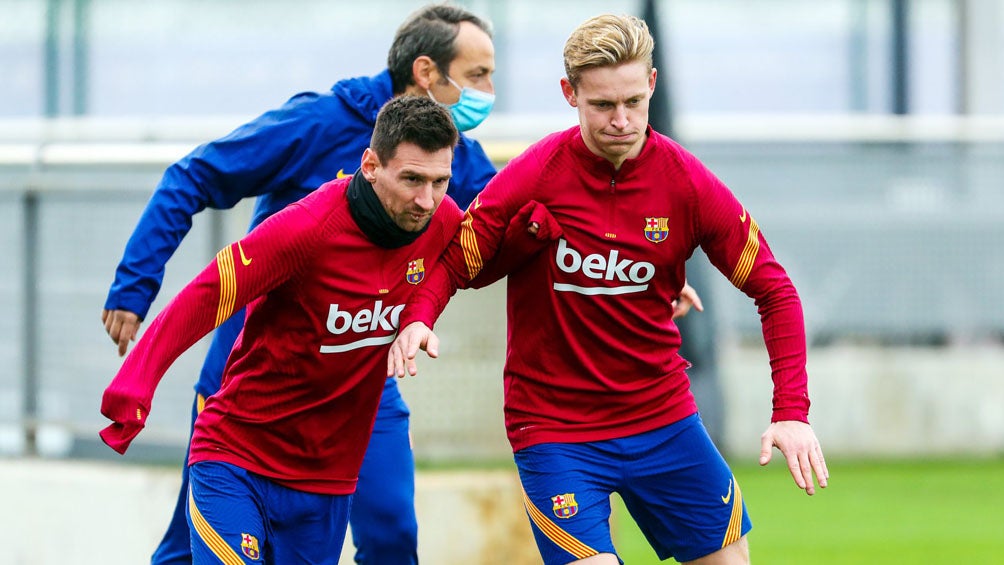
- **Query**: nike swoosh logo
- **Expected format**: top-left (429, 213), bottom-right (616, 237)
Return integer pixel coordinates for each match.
top-left (739, 208), bottom-right (747, 223)
top-left (336, 169), bottom-right (349, 179)
top-left (721, 479), bottom-right (733, 505)
top-left (238, 242), bottom-right (252, 266)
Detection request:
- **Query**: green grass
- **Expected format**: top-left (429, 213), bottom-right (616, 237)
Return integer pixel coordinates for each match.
top-left (612, 458), bottom-right (1004, 564)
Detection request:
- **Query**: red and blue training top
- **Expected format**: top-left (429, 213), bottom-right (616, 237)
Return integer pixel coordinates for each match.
top-left (102, 176), bottom-right (463, 494)
top-left (403, 125), bottom-right (810, 452)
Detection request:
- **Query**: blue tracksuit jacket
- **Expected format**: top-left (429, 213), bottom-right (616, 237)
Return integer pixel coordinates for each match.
top-left (104, 69), bottom-right (496, 400)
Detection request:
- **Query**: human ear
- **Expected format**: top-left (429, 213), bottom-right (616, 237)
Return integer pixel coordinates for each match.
top-left (560, 77), bottom-right (577, 107)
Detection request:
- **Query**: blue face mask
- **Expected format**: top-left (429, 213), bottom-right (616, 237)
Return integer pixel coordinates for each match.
top-left (430, 76), bottom-right (495, 132)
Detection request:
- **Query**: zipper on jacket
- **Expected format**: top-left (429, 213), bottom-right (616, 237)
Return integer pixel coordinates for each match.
top-left (605, 176), bottom-right (617, 239)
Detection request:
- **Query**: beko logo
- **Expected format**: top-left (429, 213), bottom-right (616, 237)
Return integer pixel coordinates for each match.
top-left (553, 238), bottom-right (654, 295)
top-left (320, 300), bottom-right (404, 353)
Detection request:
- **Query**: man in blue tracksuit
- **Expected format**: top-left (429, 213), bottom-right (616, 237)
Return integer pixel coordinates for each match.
top-left (101, 6), bottom-right (496, 564)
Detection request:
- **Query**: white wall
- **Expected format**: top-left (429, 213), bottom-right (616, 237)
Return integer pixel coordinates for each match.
top-left (0, 459), bottom-right (541, 565)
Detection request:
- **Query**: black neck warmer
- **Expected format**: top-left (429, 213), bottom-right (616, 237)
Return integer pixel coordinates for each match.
top-left (346, 170), bottom-right (428, 249)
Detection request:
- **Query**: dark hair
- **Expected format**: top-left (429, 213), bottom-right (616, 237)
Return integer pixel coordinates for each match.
top-left (387, 4), bottom-right (492, 94)
top-left (370, 96), bottom-right (458, 164)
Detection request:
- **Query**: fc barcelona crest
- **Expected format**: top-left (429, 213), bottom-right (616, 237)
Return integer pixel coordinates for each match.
top-left (406, 258), bottom-right (426, 284)
top-left (240, 533), bottom-right (261, 560)
top-left (644, 217), bottom-right (669, 243)
top-left (551, 493), bottom-right (579, 519)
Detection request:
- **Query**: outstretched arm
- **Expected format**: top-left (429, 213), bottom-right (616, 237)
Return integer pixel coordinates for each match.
top-left (684, 149), bottom-right (823, 494)
top-left (99, 201), bottom-right (323, 454)
top-left (102, 106), bottom-right (316, 354)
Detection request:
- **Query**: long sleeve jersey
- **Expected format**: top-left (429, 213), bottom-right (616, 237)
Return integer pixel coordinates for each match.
top-left (101, 177), bottom-right (463, 494)
top-left (403, 126), bottom-right (810, 452)
top-left (102, 70), bottom-right (495, 398)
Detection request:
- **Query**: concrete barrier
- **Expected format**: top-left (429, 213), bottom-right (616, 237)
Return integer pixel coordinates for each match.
top-left (0, 459), bottom-right (541, 565)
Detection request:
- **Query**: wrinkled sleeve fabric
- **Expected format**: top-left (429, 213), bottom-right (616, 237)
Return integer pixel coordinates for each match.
top-left (99, 201), bottom-right (325, 453)
top-left (682, 150), bottom-right (810, 423)
top-left (104, 102), bottom-right (320, 320)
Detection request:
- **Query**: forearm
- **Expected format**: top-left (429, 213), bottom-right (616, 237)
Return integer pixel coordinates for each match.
top-left (105, 182), bottom-right (210, 318)
top-left (755, 280), bottom-right (810, 422)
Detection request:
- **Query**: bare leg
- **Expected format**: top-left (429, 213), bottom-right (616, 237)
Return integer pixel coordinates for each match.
top-left (682, 535), bottom-right (749, 565)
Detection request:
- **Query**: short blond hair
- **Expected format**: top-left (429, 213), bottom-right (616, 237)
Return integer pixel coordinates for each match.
top-left (563, 14), bottom-right (654, 89)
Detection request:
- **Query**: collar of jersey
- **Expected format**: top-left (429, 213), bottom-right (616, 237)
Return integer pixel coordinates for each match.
top-left (346, 169), bottom-right (428, 249)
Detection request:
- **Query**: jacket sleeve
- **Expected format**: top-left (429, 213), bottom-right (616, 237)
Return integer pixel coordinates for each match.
top-left (104, 100), bottom-right (322, 320)
top-left (686, 152), bottom-right (811, 423)
top-left (99, 201), bottom-right (325, 454)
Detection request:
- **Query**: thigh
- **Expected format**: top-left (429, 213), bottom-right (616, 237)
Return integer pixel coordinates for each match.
top-left (187, 461), bottom-right (267, 564)
top-left (267, 483), bottom-right (351, 565)
top-left (619, 414), bottom-right (752, 563)
top-left (514, 442), bottom-right (619, 565)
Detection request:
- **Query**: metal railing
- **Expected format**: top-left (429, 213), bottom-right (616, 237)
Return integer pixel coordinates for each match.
top-left (2, 114), bottom-right (1003, 460)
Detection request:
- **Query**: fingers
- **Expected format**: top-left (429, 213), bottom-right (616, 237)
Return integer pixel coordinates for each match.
top-left (762, 421), bottom-right (829, 495)
top-left (689, 290), bottom-right (704, 312)
top-left (424, 332), bottom-right (439, 359)
top-left (116, 318), bottom-right (140, 357)
top-left (402, 331), bottom-right (437, 376)
top-left (104, 309), bottom-right (119, 340)
top-left (811, 443), bottom-right (829, 488)
top-left (117, 321), bottom-right (135, 357)
top-left (671, 300), bottom-right (691, 320)
top-left (388, 340), bottom-right (408, 378)
top-left (759, 433), bottom-right (773, 466)
top-left (387, 343), bottom-right (400, 378)
top-left (104, 310), bottom-right (140, 357)
top-left (797, 451), bottom-right (815, 495)
top-left (782, 448), bottom-right (808, 492)
top-left (528, 221), bottom-right (540, 236)
top-left (388, 323), bottom-right (439, 378)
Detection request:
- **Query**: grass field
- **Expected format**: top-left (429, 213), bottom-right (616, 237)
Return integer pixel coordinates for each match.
top-left (612, 458), bottom-right (1004, 564)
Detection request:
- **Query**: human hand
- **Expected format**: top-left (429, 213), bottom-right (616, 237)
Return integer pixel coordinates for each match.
top-left (102, 309), bottom-right (142, 357)
top-left (387, 322), bottom-right (439, 378)
top-left (672, 282), bottom-right (704, 320)
top-left (760, 420), bottom-right (829, 495)
top-left (469, 200), bottom-right (563, 289)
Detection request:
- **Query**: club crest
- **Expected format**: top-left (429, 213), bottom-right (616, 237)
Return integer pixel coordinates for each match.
top-left (551, 493), bottom-right (579, 519)
top-left (240, 533), bottom-right (260, 560)
top-left (644, 217), bottom-right (669, 243)
top-left (406, 258), bottom-right (425, 284)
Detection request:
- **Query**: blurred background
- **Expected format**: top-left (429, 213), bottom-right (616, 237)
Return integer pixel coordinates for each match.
top-left (1, 0), bottom-right (1002, 563)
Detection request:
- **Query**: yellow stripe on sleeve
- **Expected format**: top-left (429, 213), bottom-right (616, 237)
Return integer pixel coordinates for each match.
top-left (214, 245), bottom-right (237, 328)
top-left (721, 476), bottom-right (744, 548)
top-left (521, 489), bottom-right (598, 560)
top-left (729, 217), bottom-right (760, 289)
top-left (460, 213), bottom-right (484, 280)
top-left (188, 487), bottom-right (247, 565)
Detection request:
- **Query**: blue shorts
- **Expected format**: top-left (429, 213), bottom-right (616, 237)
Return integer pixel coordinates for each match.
top-left (514, 413), bottom-right (751, 564)
top-left (187, 461), bottom-right (351, 564)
